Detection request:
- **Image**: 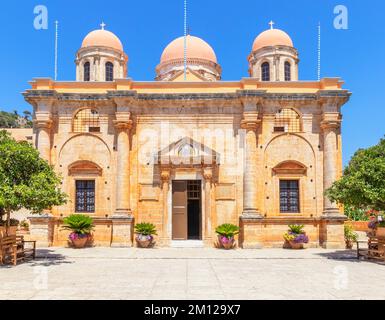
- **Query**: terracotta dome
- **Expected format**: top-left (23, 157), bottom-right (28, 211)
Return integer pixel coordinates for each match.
top-left (160, 35), bottom-right (217, 64)
top-left (81, 29), bottom-right (123, 52)
top-left (252, 29), bottom-right (293, 52)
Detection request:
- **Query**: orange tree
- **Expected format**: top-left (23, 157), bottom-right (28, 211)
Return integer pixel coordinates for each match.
top-left (0, 130), bottom-right (67, 234)
top-left (326, 138), bottom-right (385, 213)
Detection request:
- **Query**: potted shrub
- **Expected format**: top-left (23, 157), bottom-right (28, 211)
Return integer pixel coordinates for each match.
top-left (62, 214), bottom-right (94, 248)
top-left (135, 223), bottom-right (157, 248)
top-left (283, 225), bottom-right (309, 249)
top-left (344, 224), bottom-right (358, 249)
top-left (215, 223), bottom-right (239, 249)
top-left (18, 220), bottom-right (30, 234)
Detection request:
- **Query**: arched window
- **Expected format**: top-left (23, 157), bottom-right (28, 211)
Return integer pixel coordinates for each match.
top-left (73, 108), bottom-right (100, 133)
top-left (84, 62), bottom-right (90, 82)
top-left (261, 62), bottom-right (270, 81)
top-left (105, 62), bottom-right (114, 81)
top-left (284, 62), bottom-right (291, 81)
top-left (273, 108), bottom-right (301, 133)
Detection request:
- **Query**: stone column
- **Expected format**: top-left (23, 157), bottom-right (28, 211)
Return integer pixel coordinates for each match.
top-left (241, 120), bottom-right (262, 218)
top-left (113, 119), bottom-right (133, 217)
top-left (320, 118), bottom-right (346, 249)
top-left (35, 120), bottom-right (52, 164)
top-left (203, 167), bottom-right (213, 244)
top-left (161, 169), bottom-right (171, 245)
top-left (321, 120), bottom-right (341, 216)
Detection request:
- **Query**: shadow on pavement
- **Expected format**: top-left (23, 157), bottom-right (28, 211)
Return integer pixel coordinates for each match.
top-left (315, 249), bottom-right (385, 265)
top-left (28, 249), bottom-right (73, 267)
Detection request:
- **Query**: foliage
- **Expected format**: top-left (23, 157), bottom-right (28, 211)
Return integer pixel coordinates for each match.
top-left (288, 225), bottom-right (305, 234)
top-left (344, 224), bottom-right (358, 242)
top-left (0, 110), bottom-right (33, 128)
top-left (19, 220), bottom-right (29, 229)
top-left (215, 223), bottom-right (240, 239)
top-left (62, 214), bottom-right (94, 235)
top-left (284, 225), bottom-right (309, 244)
top-left (0, 218), bottom-right (19, 227)
top-left (134, 222), bottom-right (157, 236)
top-left (0, 130), bottom-right (67, 229)
top-left (344, 205), bottom-right (369, 221)
top-left (326, 138), bottom-right (385, 212)
top-left (378, 221), bottom-right (385, 228)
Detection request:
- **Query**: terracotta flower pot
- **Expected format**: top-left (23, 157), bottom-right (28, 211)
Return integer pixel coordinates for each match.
top-left (219, 236), bottom-right (235, 250)
top-left (136, 239), bottom-right (151, 248)
top-left (71, 237), bottom-right (88, 249)
top-left (289, 241), bottom-right (304, 250)
top-left (376, 227), bottom-right (385, 239)
top-left (136, 235), bottom-right (153, 248)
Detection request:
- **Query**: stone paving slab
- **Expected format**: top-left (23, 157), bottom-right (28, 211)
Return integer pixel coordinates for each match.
top-left (0, 248), bottom-right (384, 300)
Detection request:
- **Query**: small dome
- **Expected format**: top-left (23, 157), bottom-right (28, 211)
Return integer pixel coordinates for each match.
top-left (252, 28), bottom-right (293, 52)
top-left (160, 35), bottom-right (217, 64)
top-left (81, 29), bottom-right (123, 52)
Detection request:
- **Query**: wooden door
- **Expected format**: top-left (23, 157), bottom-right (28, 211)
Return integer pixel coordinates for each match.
top-left (172, 181), bottom-right (188, 240)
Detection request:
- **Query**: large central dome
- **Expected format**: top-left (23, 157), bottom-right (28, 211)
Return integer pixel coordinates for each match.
top-left (160, 35), bottom-right (217, 64)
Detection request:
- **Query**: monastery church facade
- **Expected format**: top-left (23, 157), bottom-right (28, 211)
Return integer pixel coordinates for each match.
top-left (23, 23), bottom-right (351, 248)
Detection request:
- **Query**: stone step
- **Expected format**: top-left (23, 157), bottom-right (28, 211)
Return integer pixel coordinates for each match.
top-left (170, 240), bottom-right (204, 248)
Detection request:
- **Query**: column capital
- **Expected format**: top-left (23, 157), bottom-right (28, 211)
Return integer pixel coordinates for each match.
top-left (202, 167), bottom-right (213, 181)
top-left (241, 118), bottom-right (261, 131)
top-left (113, 120), bottom-right (133, 130)
top-left (321, 120), bottom-right (341, 131)
top-left (34, 119), bottom-right (53, 130)
top-left (160, 169), bottom-right (171, 183)
top-left (114, 112), bottom-right (133, 130)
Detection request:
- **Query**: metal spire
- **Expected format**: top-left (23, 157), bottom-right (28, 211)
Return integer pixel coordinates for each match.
top-left (318, 22), bottom-right (321, 81)
top-left (184, 0), bottom-right (188, 81)
top-left (54, 20), bottom-right (59, 81)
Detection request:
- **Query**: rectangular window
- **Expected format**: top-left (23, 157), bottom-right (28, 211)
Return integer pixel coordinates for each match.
top-left (75, 180), bottom-right (95, 213)
top-left (280, 180), bottom-right (299, 213)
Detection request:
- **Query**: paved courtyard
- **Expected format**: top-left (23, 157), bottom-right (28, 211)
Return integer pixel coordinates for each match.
top-left (1, 247), bottom-right (384, 300)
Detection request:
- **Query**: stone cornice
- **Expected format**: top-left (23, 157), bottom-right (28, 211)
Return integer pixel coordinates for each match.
top-left (263, 93), bottom-right (318, 101)
top-left (318, 90), bottom-right (351, 106)
top-left (22, 87), bottom-right (351, 106)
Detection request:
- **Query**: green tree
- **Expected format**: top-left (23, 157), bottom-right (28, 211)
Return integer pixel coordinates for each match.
top-left (326, 138), bottom-right (385, 212)
top-left (0, 111), bottom-right (19, 128)
top-left (22, 110), bottom-right (33, 128)
top-left (0, 130), bottom-right (67, 234)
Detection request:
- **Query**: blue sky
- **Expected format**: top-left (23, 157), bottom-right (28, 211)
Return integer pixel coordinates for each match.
top-left (1, 0), bottom-right (384, 165)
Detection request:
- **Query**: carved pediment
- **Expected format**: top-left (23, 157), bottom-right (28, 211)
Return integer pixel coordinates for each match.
top-left (156, 137), bottom-right (220, 167)
top-left (272, 161), bottom-right (307, 175)
top-left (68, 160), bottom-right (103, 176)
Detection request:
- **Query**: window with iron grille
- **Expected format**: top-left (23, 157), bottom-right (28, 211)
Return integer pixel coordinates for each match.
top-left (280, 180), bottom-right (299, 213)
top-left (73, 108), bottom-right (100, 133)
top-left (187, 181), bottom-right (201, 200)
top-left (105, 62), bottom-right (114, 81)
top-left (75, 180), bottom-right (95, 213)
top-left (284, 62), bottom-right (291, 81)
top-left (261, 62), bottom-right (270, 81)
top-left (274, 108), bottom-right (301, 133)
top-left (84, 62), bottom-right (90, 82)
